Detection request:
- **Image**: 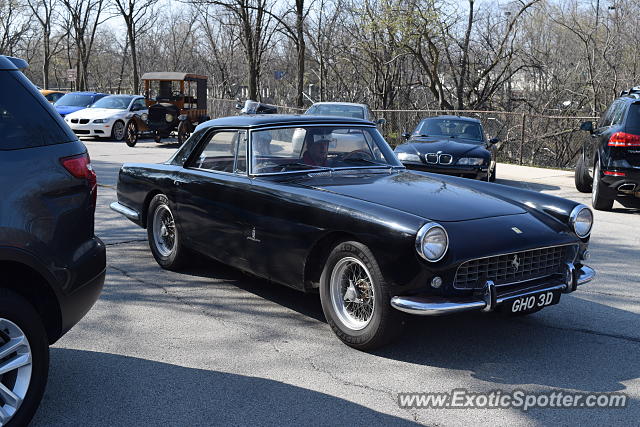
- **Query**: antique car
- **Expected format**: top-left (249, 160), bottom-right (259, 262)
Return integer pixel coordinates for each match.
top-left (64, 94), bottom-right (148, 141)
top-left (53, 91), bottom-right (108, 117)
top-left (575, 87), bottom-right (640, 210)
top-left (141, 72), bottom-right (209, 144)
top-left (395, 115), bottom-right (498, 181)
top-left (110, 114), bottom-right (595, 350)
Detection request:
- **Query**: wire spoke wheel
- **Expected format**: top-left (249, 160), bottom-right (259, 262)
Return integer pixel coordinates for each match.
top-left (0, 318), bottom-right (32, 425)
top-left (330, 257), bottom-right (375, 331)
top-left (152, 205), bottom-right (176, 257)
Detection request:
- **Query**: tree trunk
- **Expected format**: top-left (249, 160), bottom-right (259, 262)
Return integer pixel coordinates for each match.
top-left (127, 20), bottom-right (139, 93)
top-left (295, 0), bottom-right (305, 108)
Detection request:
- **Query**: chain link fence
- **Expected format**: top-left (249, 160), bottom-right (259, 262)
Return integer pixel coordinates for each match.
top-left (206, 100), bottom-right (596, 169)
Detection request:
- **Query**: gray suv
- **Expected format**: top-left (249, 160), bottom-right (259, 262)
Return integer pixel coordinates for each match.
top-left (0, 56), bottom-right (105, 425)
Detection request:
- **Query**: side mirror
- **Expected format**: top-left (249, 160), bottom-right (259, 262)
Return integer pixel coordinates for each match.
top-left (376, 118), bottom-right (386, 126)
top-left (401, 132), bottom-right (411, 140)
top-left (580, 121), bottom-right (594, 133)
top-left (489, 137), bottom-right (500, 145)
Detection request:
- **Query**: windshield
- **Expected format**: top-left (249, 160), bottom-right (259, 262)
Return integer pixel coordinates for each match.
top-left (54, 93), bottom-right (95, 107)
top-left (250, 125), bottom-right (402, 174)
top-left (91, 95), bottom-right (133, 109)
top-left (415, 118), bottom-right (484, 142)
top-left (305, 104), bottom-right (365, 119)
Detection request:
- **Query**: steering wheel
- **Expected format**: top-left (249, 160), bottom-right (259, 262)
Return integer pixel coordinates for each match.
top-left (342, 150), bottom-right (374, 162)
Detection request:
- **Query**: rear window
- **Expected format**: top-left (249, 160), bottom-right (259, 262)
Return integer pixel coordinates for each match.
top-left (625, 104), bottom-right (640, 135)
top-left (305, 104), bottom-right (365, 119)
top-left (0, 71), bottom-right (76, 150)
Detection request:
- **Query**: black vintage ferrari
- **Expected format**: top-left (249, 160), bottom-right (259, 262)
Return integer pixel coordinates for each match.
top-left (111, 114), bottom-right (595, 350)
top-left (395, 115), bottom-right (498, 181)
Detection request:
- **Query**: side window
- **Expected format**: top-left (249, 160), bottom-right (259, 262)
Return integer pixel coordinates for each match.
top-left (132, 98), bottom-right (146, 111)
top-left (190, 130), bottom-right (244, 174)
top-left (598, 102), bottom-right (619, 128)
top-left (610, 102), bottom-right (627, 126)
top-left (235, 131), bottom-right (247, 173)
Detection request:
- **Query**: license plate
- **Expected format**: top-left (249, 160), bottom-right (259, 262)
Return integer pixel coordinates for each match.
top-left (509, 290), bottom-right (561, 314)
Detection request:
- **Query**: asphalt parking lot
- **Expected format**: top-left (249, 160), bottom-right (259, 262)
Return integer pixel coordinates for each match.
top-left (32, 137), bottom-right (639, 426)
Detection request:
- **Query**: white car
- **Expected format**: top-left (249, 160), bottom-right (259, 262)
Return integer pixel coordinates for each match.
top-left (64, 95), bottom-right (147, 141)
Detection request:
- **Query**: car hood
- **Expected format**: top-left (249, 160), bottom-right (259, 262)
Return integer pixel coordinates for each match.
top-left (66, 108), bottom-right (125, 119)
top-left (55, 105), bottom-right (86, 116)
top-left (397, 138), bottom-right (488, 158)
top-left (295, 170), bottom-right (526, 221)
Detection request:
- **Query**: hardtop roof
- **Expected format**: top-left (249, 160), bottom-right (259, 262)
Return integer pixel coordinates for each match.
top-left (195, 114), bottom-right (375, 131)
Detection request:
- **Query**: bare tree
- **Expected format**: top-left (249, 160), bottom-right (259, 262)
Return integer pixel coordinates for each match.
top-left (26, 0), bottom-right (69, 88)
top-left (0, 0), bottom-right (32, 56)
top-left (60, 0), bottom-right (107, 90)
top-left (192, 0), bottom-right (276, 101)
top-left (112, 0), bottom-right (158, 93)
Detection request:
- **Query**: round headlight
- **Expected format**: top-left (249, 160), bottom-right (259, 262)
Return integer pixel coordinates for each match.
top-left (415, 222), bottom-right (449, 262)
top-left (165, 114), bottom-right (174, 123)
top-left (570, 204), bottom-right (593, 238)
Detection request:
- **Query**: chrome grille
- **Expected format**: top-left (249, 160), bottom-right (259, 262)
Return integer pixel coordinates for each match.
top-left (425, 153), bottom-right (453, 164)
top-left (454, 245), bottom-right (574, 289)
top-left (80, 119), bottom-right (90, 124)
top-left (70, 118), bottom-right (79, 123)
top-left (439, 154), bottom-right (453, 164)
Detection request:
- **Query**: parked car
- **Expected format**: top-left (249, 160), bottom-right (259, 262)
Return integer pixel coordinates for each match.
top-left (111, 113), bottom-right (594, 350)
top-left (64, 94), bottom-right (148, 141)
top-left (395, 115), bottom-right (498, 181)
top-left (53, 91), bottom-right (108, 117)
top-left (141, 72), bottom-right (209, 144)
top-left (575, 86), bottom-right (640, 210)
top-left (0, 56), bottom-right (105, 425)
top-left (305, 102), bottom-right (385, 124)
top-left (39, 89), bottom-right (65, 104)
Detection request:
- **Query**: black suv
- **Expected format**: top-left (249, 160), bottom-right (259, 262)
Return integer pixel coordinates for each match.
top-left (0, 56), bottom-right (105, 425)
top-left (575, 87), bottom-right (640, 210)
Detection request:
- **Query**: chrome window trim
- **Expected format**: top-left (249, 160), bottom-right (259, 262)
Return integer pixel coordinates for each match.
top-left (184, 129), bottom-right (248, 177)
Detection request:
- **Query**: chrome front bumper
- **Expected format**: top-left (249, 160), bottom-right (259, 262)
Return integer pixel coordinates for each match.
top-left (391, 264), bottom-right (595, 316)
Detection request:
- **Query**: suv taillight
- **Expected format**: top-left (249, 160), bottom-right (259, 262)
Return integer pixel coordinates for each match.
top-left (608, 132), bottom-right (640, 147)
top-left (60, 153), bottom-right (97, 208)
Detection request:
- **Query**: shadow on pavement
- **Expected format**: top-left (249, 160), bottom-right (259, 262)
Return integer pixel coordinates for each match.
top-left (103, 241), bottom-right (640, 397)
top-left (33, 349), bottom-right (416, 426)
